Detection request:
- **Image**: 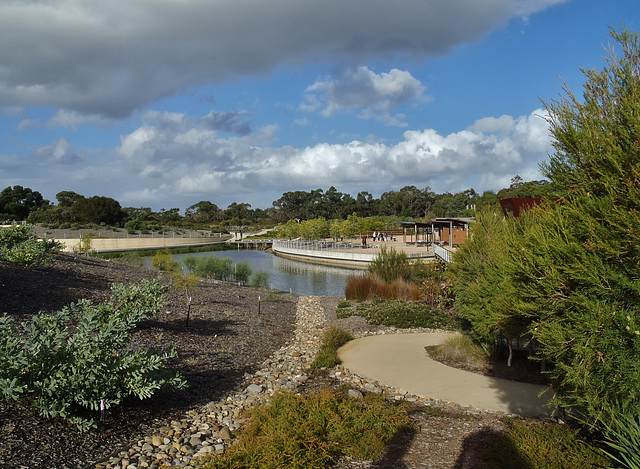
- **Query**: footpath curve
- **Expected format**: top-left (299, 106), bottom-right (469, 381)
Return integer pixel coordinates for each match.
top-left (338, 332), bottom-right (552, 417)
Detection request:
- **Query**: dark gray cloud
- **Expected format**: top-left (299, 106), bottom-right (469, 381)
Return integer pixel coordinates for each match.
top-left (0, 0), bottom-right (564, 118)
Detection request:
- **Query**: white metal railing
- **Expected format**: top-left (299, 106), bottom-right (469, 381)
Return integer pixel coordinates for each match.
top-left (273, 239), bottom-right (364, 252)
top-left (433, 245), bottom-right (452, 263)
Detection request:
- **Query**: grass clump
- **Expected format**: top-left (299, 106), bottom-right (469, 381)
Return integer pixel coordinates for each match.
top-left (481, 419), bottom-right (611, 468)
top-left (338, 297), bottom-right (460, 330)
top-left (311, 326), bottom-right (354, 369)
top-left (428, 334), bottom-right (488, 369)
top-left (199, 390), bottom-right (412, 469)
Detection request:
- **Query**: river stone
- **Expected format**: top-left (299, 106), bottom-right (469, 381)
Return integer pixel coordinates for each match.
top-left (245, 383), bottom-right (263, 394)
top-left (218, 426), bottom-right (234, 440)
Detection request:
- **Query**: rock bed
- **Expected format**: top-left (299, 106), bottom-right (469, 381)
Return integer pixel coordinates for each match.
top-left (94, 297), bottom-right (487, 469)
top-left (94, 296), bottom-right (328, 468)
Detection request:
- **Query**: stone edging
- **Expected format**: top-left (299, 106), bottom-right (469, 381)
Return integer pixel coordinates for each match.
top-left (94, 298), bottom-right (489, 469)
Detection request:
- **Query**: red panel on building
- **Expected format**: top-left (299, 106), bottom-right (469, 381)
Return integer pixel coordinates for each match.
top-left (499, 197), bottom-right (543, 218)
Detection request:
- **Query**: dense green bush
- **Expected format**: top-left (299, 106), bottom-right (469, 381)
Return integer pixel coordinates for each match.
top-left (195, 255), bottom-right (232, 280)
top-left (449, 29), bottom-right (640, 426)
top-left (232, 260), bottom-right (252, 283)
top-left (339, 297), bottom-right (460, 330)
top-left (0, 279), bottom-right (186, 430)
top-left (0, 224), bottom-right (63, 268)
top-left (250, 270), bottom-right (270, 289)
top-left (201, 390), bottom-right (412, 469)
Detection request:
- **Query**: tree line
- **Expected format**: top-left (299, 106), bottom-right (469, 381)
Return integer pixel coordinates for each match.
top-left (0, 178), bottom-right (553, 231)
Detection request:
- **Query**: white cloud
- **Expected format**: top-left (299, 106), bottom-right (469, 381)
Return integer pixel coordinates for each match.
top-left (12, 108), bottom-right (552, 210)
top-left (303, 66), bottom-right (429, 125)
top-left (0, 0), bottom-right (565, 118)
top-left (108, 108), bottom-right (551, 208)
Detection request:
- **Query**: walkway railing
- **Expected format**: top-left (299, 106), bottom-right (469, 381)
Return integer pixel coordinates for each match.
top-left (273, 239), bottom-right (365, 252)
top-left (433, 245), bottom-right (453, 263)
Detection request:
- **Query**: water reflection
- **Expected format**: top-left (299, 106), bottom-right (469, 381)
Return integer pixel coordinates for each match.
top-left (145, 249), bottom-right (360, 296)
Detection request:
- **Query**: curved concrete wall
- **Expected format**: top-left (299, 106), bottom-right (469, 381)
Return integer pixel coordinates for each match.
top-left (272, 244), bottom-right (375, 267)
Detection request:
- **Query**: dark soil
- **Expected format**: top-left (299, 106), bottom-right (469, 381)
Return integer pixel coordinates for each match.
top-left (0, 253), bottom-right (297, 469)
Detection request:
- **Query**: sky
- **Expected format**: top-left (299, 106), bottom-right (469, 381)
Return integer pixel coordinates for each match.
top-left (0, 0), bottom-right (637, 213)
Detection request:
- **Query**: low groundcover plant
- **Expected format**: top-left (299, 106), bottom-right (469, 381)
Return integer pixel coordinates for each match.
top-left (0, 278), bottom-right (187, 430)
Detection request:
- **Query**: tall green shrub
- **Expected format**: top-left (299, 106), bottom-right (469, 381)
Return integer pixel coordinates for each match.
top-left (368, 247), bottom-right (412, 283)
top-left (0, 279), bottom-right (186, 429)
top-left (451, 28), bottom-right (640, 424)
top-left (528, 28), bottom-right (640, 421)
top-left (152, 248), bottom-right (179, 272)
top-left (449, 210), bottom-right (538, 365)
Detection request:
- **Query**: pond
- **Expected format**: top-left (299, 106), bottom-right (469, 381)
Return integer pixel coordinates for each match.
top-left (145, 248), bottom-right (361, 297)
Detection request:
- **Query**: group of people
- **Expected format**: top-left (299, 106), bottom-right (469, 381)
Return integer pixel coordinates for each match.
top-left (372, 231), bottom-right (394, 242)
top-left (362, 231), bottom-right (396, 247)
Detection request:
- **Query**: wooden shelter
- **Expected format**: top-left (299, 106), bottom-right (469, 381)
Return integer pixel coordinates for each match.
top-left (398, 218), bottom-right (472, 246)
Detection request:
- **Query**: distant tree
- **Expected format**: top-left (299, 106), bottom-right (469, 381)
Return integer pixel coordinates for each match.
top-left (185, 201), bottom-right (221, 223)
top-left (71, 196), bottom-right (124, 225)
top-left (56, 191), bottom-right (85, 208)
top-left (223, 202), bottom-right (253, 225)
top-left (355, 191), bottom-right (378, 217)
top-left (0, 186), bottom-right (49, 220)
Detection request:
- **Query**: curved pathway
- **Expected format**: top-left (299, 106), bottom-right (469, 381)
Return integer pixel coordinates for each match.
top-left (338, 332), bottom-right (552, 417)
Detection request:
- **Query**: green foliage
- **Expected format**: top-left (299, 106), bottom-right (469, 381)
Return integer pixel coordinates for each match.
top-left (250, 270), bottom-right (270, 289)
top-left (233, 260), bottom-right (252, 283)
top-left (368, 247), bottom-right (412, 283)
top-left (311, 326), bottom-right (354, 369)
top-left (71, 195), bottom-right (124, 225)
top-left (599, 409), bottom-right (640, 469)
top-left (448, 28), bottom-right (640, 426)
top-left (200, 390), bottom-right (412, 469)
top-left (448, 210), bottom-right (533, 347)
top-left (151, 249), bottom-right (180, 272)
top-left (339, 297), bottom-right (460, 330)
top-left (481, 419), bottom-right (610, 468)
top-left (0, 224), bottom-right (63, 268)
top-left (0, 185), bottom-right (49, 220)
top-left (182, 254), bottom-right (198, 272)
top-left (0, 279), bottom-right (187, 430)
top-left (195, 255), bottom-right (232, 280)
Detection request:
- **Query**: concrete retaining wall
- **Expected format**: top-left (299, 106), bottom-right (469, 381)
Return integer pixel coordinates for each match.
top-left (272, 244), bottom-right (375, 267)
top-left (56, 237), bottom-right (225, 253)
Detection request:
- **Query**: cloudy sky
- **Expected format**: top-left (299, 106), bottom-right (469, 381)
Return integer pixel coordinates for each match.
top-left (0, 0), bottom-right (636, 212)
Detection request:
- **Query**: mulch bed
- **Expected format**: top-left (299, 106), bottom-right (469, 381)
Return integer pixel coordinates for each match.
top-left (0, 254), bottom-right (297, 469)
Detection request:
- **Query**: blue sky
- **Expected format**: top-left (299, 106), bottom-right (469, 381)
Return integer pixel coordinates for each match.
top-left (0, 0), bottom-right (637, 212)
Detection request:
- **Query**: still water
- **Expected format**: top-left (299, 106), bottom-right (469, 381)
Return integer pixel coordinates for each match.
top-left (146, 249), bottom-right (360, 297)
